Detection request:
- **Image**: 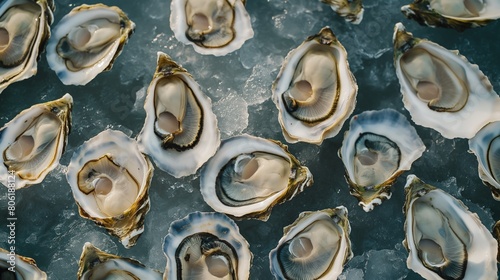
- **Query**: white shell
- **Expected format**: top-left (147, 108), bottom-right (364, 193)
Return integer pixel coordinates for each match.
top-left (393, 22), bottom-right (500, 139)
top-left (339, 109), bottom-right (425, 212)
top-left (0, 248), bottom-right (47, 279)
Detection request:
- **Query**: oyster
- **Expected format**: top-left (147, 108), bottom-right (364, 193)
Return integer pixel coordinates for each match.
top-left (162, 211), bottom-right (252, 279)
top-left (320, 0), bottom-right (364, 24)
top-left (0, 248), bottom-right (46, 279)
top-left (77, 242), bottom-right (162, 279)
top-left (269, 207), bottom-right (352, 280)
top-left (393, 22), bottom-right (500, 139)
top-left (339, 109), bottom-right (425, 212)
top-left (469, 121), bottom-right (500, 200)
top-left (137, 52), bottom-right (220, 178)
top-left (170, 0), bottom-right (254, 56)
top-left (46, 4), bottom-right (135, 85)
top-left (403, 175), bottom-right (498, 279)
top-left (272, 27), bottom-right (357, 144)
top-left (0, 0), bottom-right (54, 93)
top-left (66, 129), bottom-right (153, 248)
top-left (200, 134), bottom-right (313, 221)
top-left (402, 0), bottom-right (500, 31)
top-left (0, 94), bottom-right (72, 189)
top-left (494, 221), bottom-right (500, 263)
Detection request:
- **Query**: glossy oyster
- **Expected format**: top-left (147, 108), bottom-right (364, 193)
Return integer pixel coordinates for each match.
top-left (403, 175), bottom-right (498, 279)
top-left (272, 27), bottom-right (357, 144)
top-left (170, 0), bottom-right (253, 56)
top-left (0, 248), bottom-right (46, 279)
top-left (320, 0), bottom-right (364, 24)
top-left (66, 129), bottom-right (153, 248)
top-left (339, 109), bottom-right (425, 212)
top-left (0, 0), bottom-right (54, 93)
top-left (137, 52), bottom-right (220, 178)
top-left (402, 0), bottom-right (500, 31)
top-left (46, 4), bottom-right (135, 85)
top-left (200, 134), bottom-right (313, 220)
top-left (77, 242), bottom-right (162, 279)
top-left (469, 121), bottom-right (500, 200)
top-left (393, 23), bottom-right (500, 139)
top-left (269, 207), bottom-right (352, 280)
top-left (162, 212), bottom-right (252, 279)
top-left (0, 94), bottom-right (72, 189)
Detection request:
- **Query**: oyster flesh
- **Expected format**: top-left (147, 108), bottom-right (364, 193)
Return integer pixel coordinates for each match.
top-left (66, 129), bottom-right (154, 248)
top-left (200, 134), bottom-right (313, 221)
top-left (320, 0), bottom-right (364, 24)
top-left (272, 27), bottom-right (357, 144)
top-left (403, 175), bottom-right (498, 279)
top-left (269, 207), bottom-right (352, 280)
top-left (170, 0), bottom-right (254, 56)
top-left (402, 0), bottom-right (500, 31)
top-left (393, 22), bottom-right (500, 139)
top-left (137, 52), bottom-right (220, 178)
top-left (0, 94), bottom-right (72, 189)
top-left (162, 211), bottom-right (252, 279)
top-left (0, 0), bottom-right (54, 93)
top-left (339, 109), bottom-right (425, 212)
top-left (77, 242), bottom-right (162, 279)
top-left (0, 248), bottom-right (46, 279)
top-left (46, 4), bottom-right (135, 85)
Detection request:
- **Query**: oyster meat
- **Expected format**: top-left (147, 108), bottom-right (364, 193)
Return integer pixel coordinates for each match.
top-left (0, 248), bottom-right (46, 279)
top-left (393, 22), bottom-right (500, 139)
top-left (269, 207), bottom-right (352, 280)
top-left (77, 242), bottom-right (162, 279)
top-left (272, 27), bottom-right (357, 144)
top-left (0, 94), bottom-right (72, 189)
top-left (170, 0), bottom-right (254, 56)
top-left (162, 212), bottom-right (252, 279)
top-left (0, 0), bottom-right (54, 93)
top-left (46, 4), bottom-right (135, 85)
top-left (137, 52), bottom-right (220, 178)
top-left (66, 129), bottom-right (154, 248)
top-left (403, 175), bottom-right (498, 279)
top-left (339, 109), bottom-right (425, 212)
top-left (320, 0), bottom-right (364, 24)
top-left (200, 134), bottom-right (313, 221)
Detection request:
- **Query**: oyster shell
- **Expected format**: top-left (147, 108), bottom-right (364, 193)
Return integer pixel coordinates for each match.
top-left (393, 22), bottom-right (500, 139)
top-left (0, 248), bottom-right (46, 279)
top-left (0, 0), bottom-right (54, 93)
top-left (170, 0), bottom-right (254, 56)
top-left (66, 129), bottom-right (154, 248)
top-left (46, 4), bottom-right (135, 85)
top-left (320, 0), bottom-right (364, 24)
top-left (272, 27), bottom-right (357, 144)
top-left (0, 94), bottom-right (72, 189)
top-left (137, 52), bottom-right (220, 178)
top-left (269, 207), bottom-right (352, 280)
top-left (339, 109), bottom-right (425, 212)
top-left (401, 0), bottom-right (500, 31)
top-left (403, 175), bottom-right (498, 279)
top-left (200, 134), bottom-right (313, 221)
top-left (162, 211), bottom-right (252, 279)
top-left (494, 221), bottom-right (500, 263)
top-left (77, 242), bottom-right (162, 279)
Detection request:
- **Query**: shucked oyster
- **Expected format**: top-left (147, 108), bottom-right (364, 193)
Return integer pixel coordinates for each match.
top-left (339, 109), bottom-right (425, 212)
top-left (162, 212), bottom-right (252, 279)
top-left (320, 0), bottom-right (364, 24)
top-left (200, 134), bottom-right (313, 221)
top-left (77, 242), bottom-right (162, 279)
top-left (402, 0), bottom-right (500, 31)
top-left (137, 52), bottom-right (220, 178)
top-left (0, 0), bottom-right (54, 93)
top-left (170, 0), bottom-right (254, 56)
top-left (272, 27), bottom-right (357, 144)
top-left (403, 175), bottom-right (498, 279)
top-left (46, 4), bottom-right (135, 85)
top-left (66, 129), bottom-right (154, 248)
top-left (393, 23), bottom-right (500, 139)
top-left (0, 94), bottom-right (72, 189)
top-left (269, 207), bottom-right (352, 280)
top-left (0, 248), bottom-right (46, 279)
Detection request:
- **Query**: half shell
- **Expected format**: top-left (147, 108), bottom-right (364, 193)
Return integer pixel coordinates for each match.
top-left (0, 248), bottom-right (47, 279)
top-left (320, 0), bottom-right (364, 24)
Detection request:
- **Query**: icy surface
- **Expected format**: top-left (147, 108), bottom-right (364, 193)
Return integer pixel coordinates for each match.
top-left (0, 0), bottom-right (499, 279)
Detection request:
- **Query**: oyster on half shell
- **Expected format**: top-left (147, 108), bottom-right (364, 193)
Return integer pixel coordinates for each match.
top-left (393, 22), bottom-right (500, 139)
top-left (0, 248), bottom-right (46, 279)
top-left (403, 175), bottom-right (498, 279)
top-left (272, 27), bottom-right (357, 144)
top-left (320, 0), bottom-right (364, 24)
